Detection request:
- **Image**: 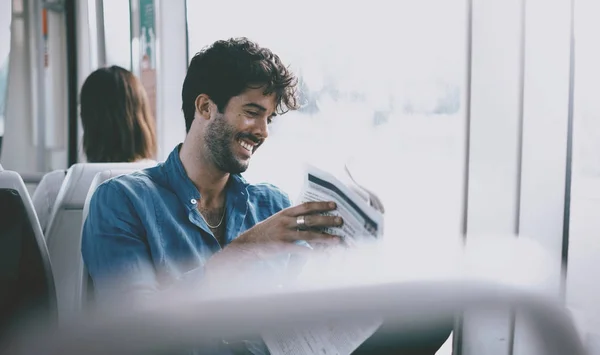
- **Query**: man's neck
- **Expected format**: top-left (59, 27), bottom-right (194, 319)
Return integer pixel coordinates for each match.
top-left (179, 141), bottom-right (229, 208)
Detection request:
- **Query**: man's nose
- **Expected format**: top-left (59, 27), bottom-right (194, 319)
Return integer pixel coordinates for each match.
top-left (252, 116), bottom-right (269, 139)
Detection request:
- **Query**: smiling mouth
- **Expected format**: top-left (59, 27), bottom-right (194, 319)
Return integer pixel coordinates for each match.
top-left (238, 139), bottom-right (255, 153)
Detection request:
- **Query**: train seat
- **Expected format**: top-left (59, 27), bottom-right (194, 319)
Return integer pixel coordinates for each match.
top-left (44, 161), bottom-right (156, 320)
top-left (0, 169), bottom-right (56, 341)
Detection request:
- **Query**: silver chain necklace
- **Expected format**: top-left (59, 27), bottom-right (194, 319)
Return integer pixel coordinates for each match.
top-left (200, 208), bottom-right (225, 229)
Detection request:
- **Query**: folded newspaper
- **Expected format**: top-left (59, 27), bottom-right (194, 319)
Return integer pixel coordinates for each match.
top-left (298, 163), bottom-right (384, 246)
top-left (262, 164), bottom-right (385, 355)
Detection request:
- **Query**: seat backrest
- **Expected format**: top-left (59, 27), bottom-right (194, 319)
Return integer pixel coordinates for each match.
top-left (79, 169), bottom-right (143, 311)
top-left (44, 161), bottom-right (156, 320)
top-left (20, 172), bottom-right (46, 197)
top-left (31, 170), bottom-right (67, 233)
top-left (0, 170), bottom-right (56, 341)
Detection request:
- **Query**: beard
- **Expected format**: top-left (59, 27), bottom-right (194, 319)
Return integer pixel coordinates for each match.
top-left (204, 114), bottom-right (261, 174)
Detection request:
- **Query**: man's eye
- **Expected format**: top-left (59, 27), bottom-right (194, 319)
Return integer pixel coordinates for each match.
top-left (246, 111), bottom-right (259, 117)
top-left (267, 117), bottom-right (273, 124)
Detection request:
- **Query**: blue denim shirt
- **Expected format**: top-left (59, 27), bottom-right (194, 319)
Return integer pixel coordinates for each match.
top-left (81, 144), bottom-right (292, 305)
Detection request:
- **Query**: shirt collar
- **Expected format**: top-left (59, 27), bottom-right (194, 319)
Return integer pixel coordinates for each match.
top-left (163, 144), bottom-right (250, 211)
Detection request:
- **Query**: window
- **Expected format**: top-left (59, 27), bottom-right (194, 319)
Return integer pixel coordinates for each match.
top-left (186, 0), bottom-right (468, 240)
top-left (103, 0), bottom-right (132, 69)
top-left (0, 0), bottom-right (12, 137)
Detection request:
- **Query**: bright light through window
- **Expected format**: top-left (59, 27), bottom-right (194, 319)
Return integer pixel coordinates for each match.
top-left (103, 0), bottom-right (132, 69)
top-left (186, 0), bottom-right (468, 239)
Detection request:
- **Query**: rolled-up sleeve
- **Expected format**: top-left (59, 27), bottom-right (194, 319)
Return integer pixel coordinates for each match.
top-left (81, 180), bottom-right (158, 306)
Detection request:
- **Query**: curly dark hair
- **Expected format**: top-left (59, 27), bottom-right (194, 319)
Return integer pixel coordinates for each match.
top-left (181, 37), bottom-right (299, 133)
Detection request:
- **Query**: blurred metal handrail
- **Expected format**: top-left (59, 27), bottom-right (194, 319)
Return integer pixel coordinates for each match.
top-left (6, 279), bottom-right (586, 355)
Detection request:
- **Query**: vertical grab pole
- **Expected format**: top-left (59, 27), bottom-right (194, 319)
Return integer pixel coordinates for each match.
top-left (33, 0), bottom-right (46, 171)
top-left (65, 0), bottom-right (78, 167)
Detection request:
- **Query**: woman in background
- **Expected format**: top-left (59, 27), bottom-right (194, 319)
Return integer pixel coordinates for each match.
top-left (33, 65), bottom-right (157, 232)
top-left (78, 65), bottom-right (156, 163)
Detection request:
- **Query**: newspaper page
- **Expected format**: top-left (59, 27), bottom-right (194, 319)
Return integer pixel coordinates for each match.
top-left (262, 164), bottom-right (384, 355)
top-left (298, 164), bottom-right (384, 246)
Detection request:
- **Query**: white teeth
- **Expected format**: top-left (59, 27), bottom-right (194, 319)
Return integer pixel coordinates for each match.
top-left (238, 140), bottom-right (253, 152)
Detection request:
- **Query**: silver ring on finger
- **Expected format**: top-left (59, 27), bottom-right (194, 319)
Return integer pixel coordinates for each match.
top-left (296, 215), bottom-right (307, 230)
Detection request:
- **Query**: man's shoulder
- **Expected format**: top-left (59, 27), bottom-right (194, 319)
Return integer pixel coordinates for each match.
top-left (246, 182), bottom-right (292, 209)
top-left (83, 165), bottom-right (174, 235)
top-left (92, 165), bottom-right (165, 201)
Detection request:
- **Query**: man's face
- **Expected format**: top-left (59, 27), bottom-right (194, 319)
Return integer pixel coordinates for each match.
top-left (204, 86), bottom-right (277, 174)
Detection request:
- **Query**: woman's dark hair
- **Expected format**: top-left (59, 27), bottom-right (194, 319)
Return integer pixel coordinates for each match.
top-left (80, 65), bottom-right (157, 162)
top-left (182, 37), bottom-right (299, 133)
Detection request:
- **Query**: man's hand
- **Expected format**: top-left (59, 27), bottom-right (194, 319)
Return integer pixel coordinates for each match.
top-left (234, 201), bottom-right (343, 248)
top-left (205, 201), bottom-right (343, 276)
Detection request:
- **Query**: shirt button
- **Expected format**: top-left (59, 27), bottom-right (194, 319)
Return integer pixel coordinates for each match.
top-left (190, 198), bottom-right (197, 204)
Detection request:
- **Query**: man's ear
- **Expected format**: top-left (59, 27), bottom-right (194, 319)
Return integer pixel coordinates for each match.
top-left (194, 94), bottom-right (213, 120)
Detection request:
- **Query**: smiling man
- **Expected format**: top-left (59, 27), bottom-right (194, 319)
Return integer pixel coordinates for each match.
top-left (81, 38), bottom-right (344, 313)
top-left (81, 37), bottom-right (452, 355)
